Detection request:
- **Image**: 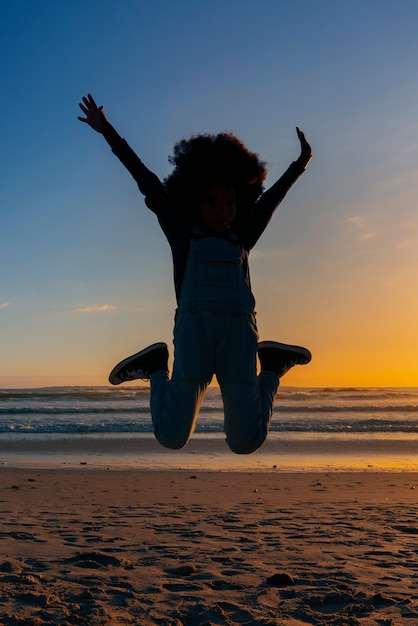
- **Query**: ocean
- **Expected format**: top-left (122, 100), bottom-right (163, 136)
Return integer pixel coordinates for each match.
top-left (1, 386), bottom-right (418, 471)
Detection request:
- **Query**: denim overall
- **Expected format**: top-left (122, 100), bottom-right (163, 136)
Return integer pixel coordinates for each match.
top-left (150, 235), bottom-right (279, 454)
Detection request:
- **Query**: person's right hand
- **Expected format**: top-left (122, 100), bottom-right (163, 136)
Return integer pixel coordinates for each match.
top-left (78, 93), bottom-right (107, 133)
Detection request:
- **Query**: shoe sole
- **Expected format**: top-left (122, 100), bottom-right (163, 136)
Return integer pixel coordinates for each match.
top-left (258, 341), bottom-right (312, 364)
top-left (109, 342), bottom-right (168, 385)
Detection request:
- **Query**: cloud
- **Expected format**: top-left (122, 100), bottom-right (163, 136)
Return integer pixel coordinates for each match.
top-left (345, 215), bottom-right (377, 241)
top-left (73, 304), bottom-right (118, 313)
top-left (0, 302), bottom-right (10, 309)
top-left (346, 216), bottom-right (364, 226)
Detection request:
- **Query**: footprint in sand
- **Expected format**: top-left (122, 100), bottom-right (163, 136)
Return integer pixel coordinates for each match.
top-left (66, 551), bottom-right (130, 569)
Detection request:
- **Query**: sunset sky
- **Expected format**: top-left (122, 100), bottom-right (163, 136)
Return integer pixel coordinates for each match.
top-left (1, 0), bottom-right (417, 388)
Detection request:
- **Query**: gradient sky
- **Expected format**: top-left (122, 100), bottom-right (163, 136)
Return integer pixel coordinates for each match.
top-left (1, 0), bottom-right (417, 388)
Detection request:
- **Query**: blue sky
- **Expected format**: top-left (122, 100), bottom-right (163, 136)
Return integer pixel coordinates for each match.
top-left (1, 0), bottom-right (418, 387)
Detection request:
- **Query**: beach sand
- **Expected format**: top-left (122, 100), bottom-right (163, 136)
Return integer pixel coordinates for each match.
top-left (1, 469), bottom-right (418, 625)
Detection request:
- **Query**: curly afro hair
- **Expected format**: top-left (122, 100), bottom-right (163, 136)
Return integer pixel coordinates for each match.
top-left (164, 132), bottom-right (267, 222)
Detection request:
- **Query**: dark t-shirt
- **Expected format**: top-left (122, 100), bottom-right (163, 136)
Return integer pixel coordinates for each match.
top-left (112, 139), bottom-right (305, 302)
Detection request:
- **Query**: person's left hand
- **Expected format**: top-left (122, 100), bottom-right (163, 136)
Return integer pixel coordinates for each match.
top-left (296, 127), bottom-right (312, 168)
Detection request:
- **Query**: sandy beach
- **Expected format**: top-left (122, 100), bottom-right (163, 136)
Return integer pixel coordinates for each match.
top-left (1, 469), bottom-right (418, 625)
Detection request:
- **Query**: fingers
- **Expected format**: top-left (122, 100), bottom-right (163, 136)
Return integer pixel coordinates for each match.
top-left (295, 126), bottom-right (312, 167)
top-left (78, 94), bottom-right (104, 127)
top-left (78, 93), bottom-right (99, 113)
top-left (84, 93), bottom-right (97, 107)
top-left (296, 126), bottom-right (305, 140)
top-left (296, 126), bottom-right (311, 150)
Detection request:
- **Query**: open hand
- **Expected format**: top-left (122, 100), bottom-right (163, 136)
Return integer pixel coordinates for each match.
top-left (296, 127), bottom-right (312, 169)
top-left (78, 93), bottom-right (107, 133)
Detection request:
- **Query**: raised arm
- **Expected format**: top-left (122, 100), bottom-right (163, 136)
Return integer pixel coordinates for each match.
top-left (243, 127), bottom-right (312, 249)
top-left (78, 93), bottom-right (121, 149)
top-left (78, 93), bottom-right (172, 224)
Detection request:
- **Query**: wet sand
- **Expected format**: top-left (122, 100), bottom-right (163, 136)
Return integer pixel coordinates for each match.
top-left (2, 432), bottom-right (418, 472)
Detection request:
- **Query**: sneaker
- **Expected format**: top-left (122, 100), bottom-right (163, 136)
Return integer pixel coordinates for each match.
top-left (258, 341), bottom-right (311, 378)
top-left (109, 342), bottom-right (168, 385)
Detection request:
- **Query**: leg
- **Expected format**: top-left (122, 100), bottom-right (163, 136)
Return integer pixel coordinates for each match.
top-left (150, 371), bottom-right (209, 449)
top-left (150, 309), bottom-right (214, 449)
top-left (221, 371), bottom-right (279, 454)
top-left (216, 312), bottom-right (279, 454)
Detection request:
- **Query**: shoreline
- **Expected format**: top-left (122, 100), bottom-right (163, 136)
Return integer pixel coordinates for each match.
top-left (1, 432), bottom-right (418, 471)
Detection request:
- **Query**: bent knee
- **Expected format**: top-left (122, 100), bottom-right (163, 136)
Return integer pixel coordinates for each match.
top-left (226, 436), bottom-right (266, 455)
top-left (154, 431), bottom-right (190, 450)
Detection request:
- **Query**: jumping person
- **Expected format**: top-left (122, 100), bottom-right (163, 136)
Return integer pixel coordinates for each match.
top-left (78, 93), bottom-right (313, 454)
